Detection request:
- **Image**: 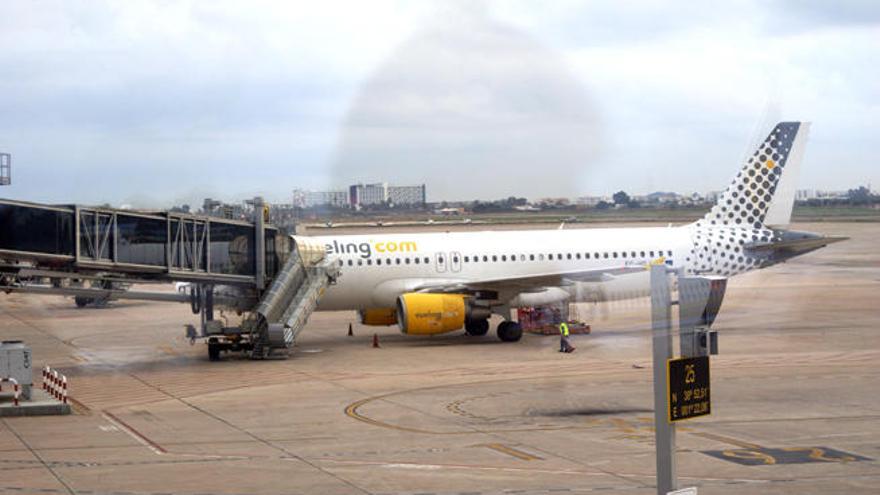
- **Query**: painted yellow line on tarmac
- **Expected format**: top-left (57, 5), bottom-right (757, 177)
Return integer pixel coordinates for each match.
top-left (474, 443), bottom-right (544, 461)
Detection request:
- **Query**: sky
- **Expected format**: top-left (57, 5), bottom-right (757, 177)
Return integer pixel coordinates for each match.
top-left (0, 0), bottom-right (877, 207)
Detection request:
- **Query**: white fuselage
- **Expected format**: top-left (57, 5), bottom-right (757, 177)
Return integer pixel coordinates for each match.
top-left (311, 225), bottom-right (695, 311)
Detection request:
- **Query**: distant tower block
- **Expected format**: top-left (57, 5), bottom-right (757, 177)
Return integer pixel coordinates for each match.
top-left (0, 153), bottom-right (9, 186)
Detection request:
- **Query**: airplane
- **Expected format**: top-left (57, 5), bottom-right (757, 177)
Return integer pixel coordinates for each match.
top-left (304, 122), bottom-right (845, 342)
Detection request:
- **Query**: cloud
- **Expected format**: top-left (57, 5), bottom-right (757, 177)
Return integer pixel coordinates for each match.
top-left (0, 0), bottom-right (876, 206)
top-left (332, 6), bottom-right (602, 201)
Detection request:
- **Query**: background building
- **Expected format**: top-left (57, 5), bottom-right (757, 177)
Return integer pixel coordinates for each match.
top-left (349, 182), bottom-right (388, 207)
top-left (292, 189), bottom-right (349, 208)
top-left (387, 184), bottom-right (426, 206)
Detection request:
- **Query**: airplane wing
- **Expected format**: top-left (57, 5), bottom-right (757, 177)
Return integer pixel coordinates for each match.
top-left (413, 265), bottom-right (646, 293)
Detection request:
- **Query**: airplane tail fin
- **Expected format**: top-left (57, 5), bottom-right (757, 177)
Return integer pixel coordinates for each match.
top-left (701, 122), bottom-right (810, 229)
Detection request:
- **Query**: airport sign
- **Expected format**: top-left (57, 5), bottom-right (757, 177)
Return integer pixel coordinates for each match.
top-left (667, 355), bottom-right (710, 422)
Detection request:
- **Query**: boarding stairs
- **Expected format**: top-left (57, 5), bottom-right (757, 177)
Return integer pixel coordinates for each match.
top-left (249, 241), bottom-right (339, 359)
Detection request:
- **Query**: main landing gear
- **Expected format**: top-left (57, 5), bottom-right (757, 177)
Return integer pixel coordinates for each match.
top-left (496, 320), bottom-right (523, 342)
top-left (465, 318), bottom-right (490, 336)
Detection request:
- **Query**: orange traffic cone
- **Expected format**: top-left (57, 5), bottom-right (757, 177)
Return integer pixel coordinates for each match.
top-left (348, 323), bottom-right (353, 337)
top-left (372, 333), bottom-right (380, 348)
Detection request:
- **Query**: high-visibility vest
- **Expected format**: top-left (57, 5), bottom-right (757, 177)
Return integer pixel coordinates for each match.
top-left (559, 322), bottom-right (569, 337)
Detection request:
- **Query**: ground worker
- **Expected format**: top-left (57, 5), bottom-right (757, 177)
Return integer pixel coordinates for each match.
top-left (559, 321), bottom-right (575, 353)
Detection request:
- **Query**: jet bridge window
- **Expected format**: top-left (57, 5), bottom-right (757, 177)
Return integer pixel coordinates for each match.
top-left (0, 204), bottom-right (75, 256)
top-left (209, 223), bottom-right (255, 276)
top-left (116, 215), bottom-right (167, 266)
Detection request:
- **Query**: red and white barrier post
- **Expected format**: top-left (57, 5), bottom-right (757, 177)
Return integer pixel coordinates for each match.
top-left (42, 366), bottom-right (68, 404)
top-left (0, 378), bottom-right (20, 406)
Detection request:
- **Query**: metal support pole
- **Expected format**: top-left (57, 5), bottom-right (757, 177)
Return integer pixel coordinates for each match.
top-left (650, 264), bottom-right (676, 494)
top-left (254, 197), bottom-right (266, 290)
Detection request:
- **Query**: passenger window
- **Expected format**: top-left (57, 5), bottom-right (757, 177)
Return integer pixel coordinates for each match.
top-left (613, 252), bottom-right (618, 258)
top-left (576, 253), bottom-right (581, 259)
top-left (567, 253), bottom-right (572, 260)
top-left (650, 251), bottom-right (655, 257)
top-left (396, 258), bottom-right (401, 265)
top-left (585, 253), bottom-right (590, 259)
top-left (464, 256), bottom-right (469, 262)
top-left (667, 250), bottom-right (672, 256)
top-left (424, 257), bottom-right (429, 264)
top-left (603, 253), bottom-right (609, 258)
top-left (405, 258), bottom-right (410, 264)
top-left (357, 260), bottom-right (363, 266)
top-left (483, 255), bottom-right (488, 262)
top-left (347, 259), bottom-right (353, 266)
top-left (520, 254), bottom-right (526, 261)
top-left (640, 251), bottom-right (645, 257)
top-left (622, 252), bottom-right (627, 258)
top-left (501, 255), bottom-right (507, 261)
top-left (557, 253), bottom-right (563, 259)
top-left (414, 257), bottom-right (420, 264)
top-left (437, 257), bottom-right (443, 264)
top-left (529, 254), bottom-right (535, 261)
top-left (539, 254), bottom-right (545, 261)
top-left (548, 254), bottom-right (554, 260)
top-left (631, 251), bottom-right (636, 258)
top-left (453, 256), bottom-right (459, 263)
top-left (367, 259), bottom-right (372, 265)
top-left (492, 255), bottom-right (497, 262)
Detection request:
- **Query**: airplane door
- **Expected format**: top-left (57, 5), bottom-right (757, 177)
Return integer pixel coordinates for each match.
top-left (435, 252), bottom-right (447, 273)
top-left (450, 251), bottom-right (462, 272)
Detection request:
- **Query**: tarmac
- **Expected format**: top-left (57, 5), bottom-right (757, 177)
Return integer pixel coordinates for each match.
top-left (0, 221), bottom-right (877, 495)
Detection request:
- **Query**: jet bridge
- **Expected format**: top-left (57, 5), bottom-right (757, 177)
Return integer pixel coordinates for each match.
top-left (0, 198), bottom-right (338, 360)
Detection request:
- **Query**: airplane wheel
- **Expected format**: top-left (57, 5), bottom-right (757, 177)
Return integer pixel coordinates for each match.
top-left (74, 296), bottom-right (92, 308)
top-left (497, 321), bottom-right (523, 342)
top-left (465, 318), bottom-right (489, 336)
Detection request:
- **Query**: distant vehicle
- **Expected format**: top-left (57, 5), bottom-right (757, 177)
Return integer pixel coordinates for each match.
top-left (73, 280), bottom-right (131, 307)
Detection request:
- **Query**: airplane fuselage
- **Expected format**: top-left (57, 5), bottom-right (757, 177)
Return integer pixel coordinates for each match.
top-left (312, 225), bottom-right (698, 311)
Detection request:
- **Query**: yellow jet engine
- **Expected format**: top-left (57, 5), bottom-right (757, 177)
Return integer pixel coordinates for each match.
top-left (396, 293), bottom-right (468, 335)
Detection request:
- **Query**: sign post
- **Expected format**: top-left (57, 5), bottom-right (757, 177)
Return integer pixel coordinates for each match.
top-left (651, 266), bottom-right (722, 494)
top-left (650, 265), bottom-right (676, 494)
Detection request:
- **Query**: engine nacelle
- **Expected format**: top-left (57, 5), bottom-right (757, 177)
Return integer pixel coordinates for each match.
top-left (359, 307), bottom-right (398, 326)
top-left (396, 293), bottom-right (467, 335)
